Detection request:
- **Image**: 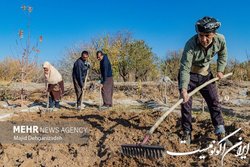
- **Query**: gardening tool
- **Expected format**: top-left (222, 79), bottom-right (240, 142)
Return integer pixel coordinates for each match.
top-left (99, 84), bottom-right (102, 111)
top-left (45, 82), bottom-right (51, 112)
top-left (121, 72), bottom-right (233, 158)
top-left (46, 92), bottom-right (50, 112)
top-left (79, 69), bottom-right (89, 111)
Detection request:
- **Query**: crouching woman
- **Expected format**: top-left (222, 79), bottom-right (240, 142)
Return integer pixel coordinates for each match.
top-left (43, 61), bottom-right (64, 109)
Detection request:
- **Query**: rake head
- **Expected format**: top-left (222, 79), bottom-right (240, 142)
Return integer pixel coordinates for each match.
top-left (121, 144), bottom-right (165, 158)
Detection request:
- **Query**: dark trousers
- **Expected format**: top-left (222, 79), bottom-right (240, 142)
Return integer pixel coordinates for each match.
top-left (48, 81), bottom-right (64, 109)
top-left (102, 77), bottom-right (114, 107)
top-left (49, 96), bottom-right (60, 108)
top-left (73, 78), bottom-right (83, 107)
top-left (179, 72), bottom-right (224, 132)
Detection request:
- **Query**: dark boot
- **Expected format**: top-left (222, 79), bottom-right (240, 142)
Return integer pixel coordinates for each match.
top-left (217, 133), bottom-right (233, 147)
top-left (55, 101), bottom-right (60, 109)
top-left (49, 96), bottom-right (55, 108)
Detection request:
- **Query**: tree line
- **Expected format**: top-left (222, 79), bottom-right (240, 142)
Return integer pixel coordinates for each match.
top-left (58, 32), bottom-right (160, 82)
top-left (0, 31), bottom-right (249, 83)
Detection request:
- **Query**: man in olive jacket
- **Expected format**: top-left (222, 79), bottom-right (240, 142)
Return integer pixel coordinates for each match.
top-left (178, 16), bottom-right (232, 146)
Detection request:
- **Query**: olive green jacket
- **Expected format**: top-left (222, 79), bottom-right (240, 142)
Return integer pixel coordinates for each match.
top-left (179, 33), bottom-right (227, 89)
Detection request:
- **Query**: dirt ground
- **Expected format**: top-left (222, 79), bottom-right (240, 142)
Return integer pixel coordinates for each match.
top-left (0, 81), bottom-right (249, 167)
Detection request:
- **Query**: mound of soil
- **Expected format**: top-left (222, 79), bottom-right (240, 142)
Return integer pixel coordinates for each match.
top-left (0, 107), bottom-right (249, 167)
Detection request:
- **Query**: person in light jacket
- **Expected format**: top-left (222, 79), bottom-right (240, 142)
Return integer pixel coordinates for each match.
top-left (43, 61), bottom-right (64, 109)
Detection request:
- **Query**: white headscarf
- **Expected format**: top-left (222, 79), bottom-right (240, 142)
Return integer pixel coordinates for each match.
top-left (43, 61), bottom-right (62, 84)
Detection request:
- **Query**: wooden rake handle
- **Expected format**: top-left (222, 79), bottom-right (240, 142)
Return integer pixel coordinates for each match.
top-left (148, 72), bottom-right (233, 135)
top-left (80, 69), bottom-right (89, 110)
top-left (82, 70), bottom-right (89, 93)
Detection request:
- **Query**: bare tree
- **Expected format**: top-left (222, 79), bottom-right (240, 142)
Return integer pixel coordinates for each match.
top-left (18, 5), bottom-right (42, 106)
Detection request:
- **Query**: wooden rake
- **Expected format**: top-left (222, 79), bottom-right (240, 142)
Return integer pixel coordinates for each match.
top-left (121, 73), bottom-right (233, 158)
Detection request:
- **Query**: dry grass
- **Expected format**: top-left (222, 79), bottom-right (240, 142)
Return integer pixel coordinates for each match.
top-left (0, 57), bottom-right (42, 83)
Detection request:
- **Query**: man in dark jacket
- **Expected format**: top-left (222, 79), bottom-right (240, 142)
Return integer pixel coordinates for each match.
top-left (96, 51), bottom-right (114, 110)
top-left (72, 50), bottom-right (90, 110)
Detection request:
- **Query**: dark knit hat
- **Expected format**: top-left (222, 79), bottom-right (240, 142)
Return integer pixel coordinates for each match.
top-left (195, 16), bottom-right (221, 33)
